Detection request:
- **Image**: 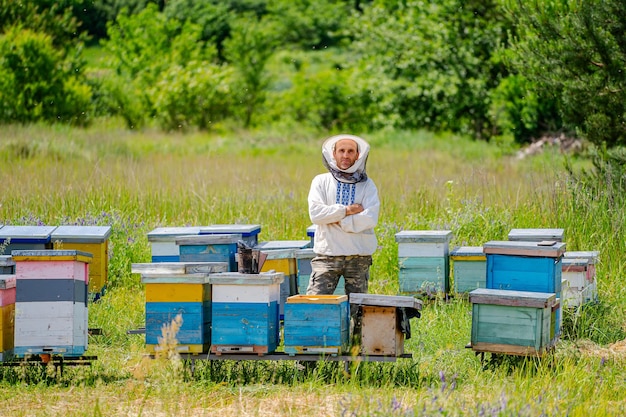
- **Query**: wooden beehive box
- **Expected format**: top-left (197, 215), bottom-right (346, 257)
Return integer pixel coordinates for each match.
top-left (12, 250), bottom-right (92, 357)
top-left (395, 230), bottom-right (452, 295)
top-left (507, 228), bottom-right (565, 242)
top-left (0, 255), bottom-right (15, 275)
top-left (283, 294), bottom-right (349, 356)
top-left (450, 246), bottom-right (486, 293)
top-left (564, 251), bottom-right (599, 304)
top-left (134, 262), bottom-right (225, 354)
top-left (147, 226), bottom-right (202, 262)
top-left (295, 248), bottom-right (345, 296)
top-left (561, 257), bottom-right (591, 308)
top-left (350, 293), bottom-right (422, 357)
top-left (257, 240), bottom-right (312, 318)
top-left (0, 225), bottom-right (57, 252)
top-left (51, 226), bottom-right (112, 300)
top-left (176, 234), bottom-right (240, 271)
top-left (469, 288), bottom-right (558, 356)
top-left (0, 275), bottom-right (16, 361)
top-left (208, 271), bottom-right (283, 355)
top-left (199, 224), bottom-right (261, 248)
top-left (484, 240), bottom-right (565, 294)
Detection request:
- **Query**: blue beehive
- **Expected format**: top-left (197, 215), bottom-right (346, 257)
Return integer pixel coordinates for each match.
top-left (208, 271), bottom-right (283, 355)
top-left (199, 224), bottom-right (261, 247)
top-left (176, 234), bottom-right (240, 272)
top-left (147, 227), bottom-right (202, 262)
top-left (295, 248), bottom-right (345, 295)
top-left (283, 294), bottom-right (350, 356)
top-left (395, 230), bottom-right (453, 295)
top-left (0, 226), bottom-right (57, 253)
top-left (450, 246), bottom-right (486, 293)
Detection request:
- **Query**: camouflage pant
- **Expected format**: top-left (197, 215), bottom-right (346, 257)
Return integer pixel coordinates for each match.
top-left (306, 254), bottom-right (372, 335)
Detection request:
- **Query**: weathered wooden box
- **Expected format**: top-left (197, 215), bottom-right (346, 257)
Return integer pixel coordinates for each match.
top-left (450, 246), bottom-right (486, 293)
top-left (136, 264), bottom-right (219, 354)
top-left (0, 226), bottom-right (57, 252)
top-left (469, 288), bottom-right (558, 356)
top-left (199, 224), bottom-right (261, 247)
top-left (484, 241), bottom-right (565, 294)
top-left (12, 250), bottom-right (91, 357)
top-left (295, 248), bottom-right (345, 295)
top-left (176, 234), bottom-right (240, 272)
top-left (350, 293), bottom-right (422, 357)
top-left (395, 230), bottom-right (452, 294)
top-left (51, 226), bottom-right (112, 300)
top-left (564, 251), bottom-right (599, 303)
top-left (0, 275), bottom-right (16, 361)
top-left (0, 255), bottom-right (15, 275)
top-left (208, 272), bottom-right (283, 355)
top-left (256, 240), bottom-right (312, 317)
top-left (283, 294), bottom-right (349, 355)
top-left (147, 227), bottom-right (201, 262)
top-left (507, 228), bottom-right (565, 242)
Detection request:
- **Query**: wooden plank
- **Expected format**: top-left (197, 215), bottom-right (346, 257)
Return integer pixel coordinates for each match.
top-left (483, 240), bottom-right (566, 257)
top-left (287, 294), bottom-right (348, 304)
top-left (507, 228), bottom-right (564, 242)
top-left (471, 342), bottom-right (550, 356)
top-left (147, 227), bottom-right (201, 242)
top-left (50, 226), bottom-right (112, 243)
top-left (469, 288), bottom-right (556, 308)
top-left (140, 274), bottom-right (211, 285)
top-left (349, 293), bottom-right (422, 309)
top-left (208, 272), bottom-right (284, 286)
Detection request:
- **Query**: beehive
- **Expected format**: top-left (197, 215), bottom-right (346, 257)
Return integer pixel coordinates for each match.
top-left (0, 255), bottom-right (15, 275)
top-left (450, 246), bottom-right (486, 293)
top-left (507, 228), bottom-right (564, 242)
top-left (133, 262), bottom-right (228, 354)
top-left (469, 288), bottom-right (558, 356)
top-left (208, 271), bottom-right (283, 355)
top-left (295, 248), bottom-right (345, 295)
top-left (0, 275), bottom-right (16, 361)
top-left (395, 230), bottom-right (453, 294)
top-left (176, 234), bottom-right (240, 271)
top-left (147, 226), bottom-right (201, 262)
top-left (12, 250), bottom-right (91, 357)
top-left (564, 251), bottom-right (599, 304)
top-left (561, 257), bottom-right (592, 308)
top-left (50, 226), bottom-right (112, 300)
top-left (350, 293), bottom-right (422, 357)
top-left (0, 225), bottom-right (57, 252)
top-left (256, 240), bottom-right (312, 318)
top-left (283, 294), bottom-right (349, 355)
top-left (199, 224), bottom-right (261, 247)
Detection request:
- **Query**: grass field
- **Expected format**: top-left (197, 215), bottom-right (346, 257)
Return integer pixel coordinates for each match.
top-left (0, 123), bottom-right (625, 416)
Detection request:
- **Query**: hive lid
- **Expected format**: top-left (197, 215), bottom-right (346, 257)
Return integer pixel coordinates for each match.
top-left (564, 251), bottom-right (599, 264)
top-left (350, 293), bottom-right (423, 309)
top-left (11, 249), bottom-right (93, 262)
top-left (561, 257), bottom-right (590, 267)
top-left (175, 234), bottom-right (241, 245)
top-left (207, 271), bottom-right (284, 285)
top-left (140, 273), bottom-right (211, 284)
top-left (51, 225), bottom-right (112, 242)
top-left (507, 228), bottom-right (565, 242)
top-left (255, 240), bottom-right (312, 250)
top-left (0, 225), bottom-right (57, 243)
top-left (147, 227), bottom-right (202, 242)
top-left (295, 248), bottom-right (316, 259)
top-left (199, 224), bottom-right (261, 237)
top-left (132, 262), bottom-right (228, 275)
top-left (469, 288), bottom-right (557, 308)
top-left (395, 230), bottom-right (453, 243)
top-left (450, 246), bottom-right (485, 257)
top-left (287, 294), bottom-right (348, 304)
top-left (483, 240), bottom-right (566, 257)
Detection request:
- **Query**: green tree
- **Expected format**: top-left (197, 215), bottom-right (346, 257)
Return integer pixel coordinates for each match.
top-left (507, 0), bottom-right (626, 148)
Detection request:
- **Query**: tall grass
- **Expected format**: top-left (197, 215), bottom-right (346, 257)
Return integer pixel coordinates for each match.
top-left (0, 124), bottom-right (625, 416)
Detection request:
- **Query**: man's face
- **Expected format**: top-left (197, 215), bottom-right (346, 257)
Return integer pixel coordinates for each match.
top-left (333, 139), bottom-right (359, 170)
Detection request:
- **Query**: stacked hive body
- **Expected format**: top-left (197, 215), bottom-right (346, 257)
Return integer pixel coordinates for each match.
top-left (350, 293), bottom-right (422, 357)
top-left (208, 271), bottom-right (283, 355)
top-left (479, 240), bottom-right (565, 351)
top-left (295, 248), bottom-right (345, 296)
top-left (0, 226), bottom-right (57, 252)
top-left (283, 295), bottom-right (349, 356)
top-left (176, 234), bottom-right (240, 272)
top-left (562, 251), bottom-right (599, 307)
top-left (199, 224), bottom-right (261, 248)
top-left (133, 262), bottom-right (228, 354)
top-left (450, 246), bottom-right (486, 294)
top-left (395, 230), bottom-right (453, 295)
top-left (12, 250), bottom-right (91, 357)
top-left (256, 240), bottom-right (311, 318)
top-left (147, 227), bottom-right (201, 263)
top-left (0, 273), bottom-right (16, 361)
top-left (469, 288), bottom-right (558, 356)
top-left (50, 226), bottom-right (112, 300)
